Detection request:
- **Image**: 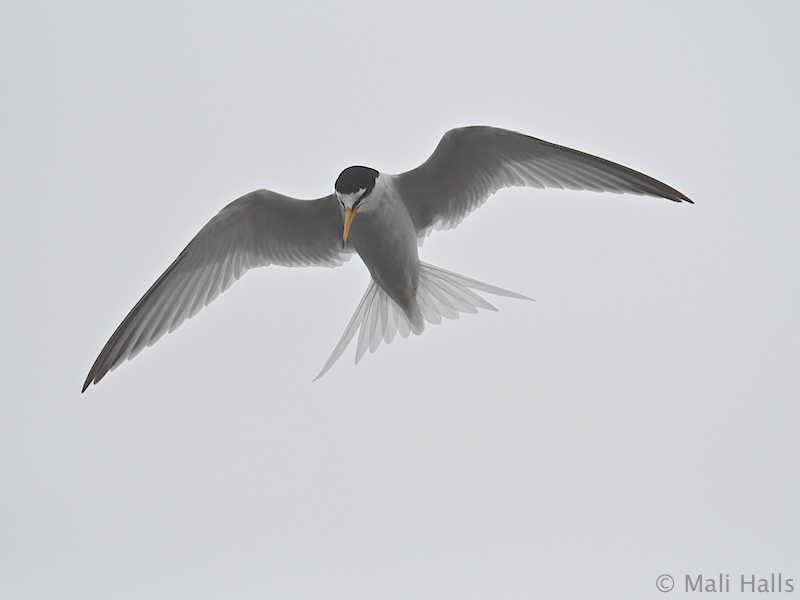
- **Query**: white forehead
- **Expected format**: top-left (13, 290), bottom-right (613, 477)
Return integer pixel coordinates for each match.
top-left (336, 188), bottom-right (366, 207)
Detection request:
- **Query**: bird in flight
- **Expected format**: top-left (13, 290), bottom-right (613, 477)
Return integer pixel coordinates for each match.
top-left (82, 126), bottom-right (692, 391)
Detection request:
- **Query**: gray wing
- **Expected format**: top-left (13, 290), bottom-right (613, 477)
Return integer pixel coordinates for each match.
top-left (394, 126), bottom-right (693, 235)
top-left (83, 190), bottom-right (348, 391)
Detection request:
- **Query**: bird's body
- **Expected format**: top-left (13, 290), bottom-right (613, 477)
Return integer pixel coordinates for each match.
top-left (82, 126), bottom-right (692, 391)
top-left (345, 173), bottom-right (423, 331)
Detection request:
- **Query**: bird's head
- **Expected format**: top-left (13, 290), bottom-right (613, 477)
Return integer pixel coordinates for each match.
top-left (335, 166), bottom-right (379, 244)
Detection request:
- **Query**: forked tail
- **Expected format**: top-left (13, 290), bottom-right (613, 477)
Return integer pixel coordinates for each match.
top-left (314, 262), bottom-right (532, 379)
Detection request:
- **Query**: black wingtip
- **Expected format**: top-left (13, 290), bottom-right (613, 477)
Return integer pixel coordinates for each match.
top-left (667, 191), bottom-right (694, 204)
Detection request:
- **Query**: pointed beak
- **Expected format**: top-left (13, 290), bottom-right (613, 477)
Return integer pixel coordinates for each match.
top-left (342, 206), bottom-right (359, 246)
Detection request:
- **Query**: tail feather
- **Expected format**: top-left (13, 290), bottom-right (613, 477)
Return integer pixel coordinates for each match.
top-left (313, 262), bottom-right (532, 380)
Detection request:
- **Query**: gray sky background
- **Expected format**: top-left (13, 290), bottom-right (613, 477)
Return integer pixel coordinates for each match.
top-left (2, 1), bottom-right (798, 598)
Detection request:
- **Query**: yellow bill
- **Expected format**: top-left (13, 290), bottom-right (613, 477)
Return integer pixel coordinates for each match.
top-left (342, 206), bottom-right (359, 245)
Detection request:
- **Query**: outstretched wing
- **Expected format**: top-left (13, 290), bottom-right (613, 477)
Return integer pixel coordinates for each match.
top-left (83, 190), bottom-right (348, 391)
top-left (394, 126), bottom-right (692, 235)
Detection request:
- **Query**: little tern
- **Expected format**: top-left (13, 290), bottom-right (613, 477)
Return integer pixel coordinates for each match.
top-left (82, 126), bottom-right (692, 391)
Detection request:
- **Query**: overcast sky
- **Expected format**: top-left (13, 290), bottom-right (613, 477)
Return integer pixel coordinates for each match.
top-left (2, 1), bottom-right (798, 598)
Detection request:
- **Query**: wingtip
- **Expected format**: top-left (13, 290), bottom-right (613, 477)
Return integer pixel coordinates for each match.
top-left (666, 194), bottom-right (694, 204)
top-left (82, 371), bottom-right (98, 393)
top-left (671, 189), bottom-right (694, 204)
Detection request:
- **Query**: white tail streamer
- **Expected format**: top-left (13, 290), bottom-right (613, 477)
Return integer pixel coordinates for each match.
top-left (314, 262), bottom-right (532, 379)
